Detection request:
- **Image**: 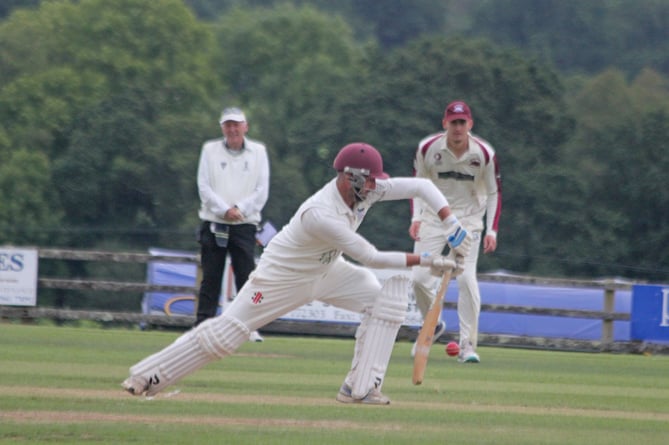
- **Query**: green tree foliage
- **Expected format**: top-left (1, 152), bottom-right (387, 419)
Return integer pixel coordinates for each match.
top-left (8, 1), bottom-right (669, 78)
top-left (0, 0), bottom-right (218, 248)
top-left (2, 0), bottom-right (669, 288)
top-left (211, 4), bottom-right (370, 226)
top-left (470, 0), bottom-right (669, 76)
top-left (605, 108), bottom-right (669, 279)
top-left (0, 0), bottom-right (39, 19)
top-left (0, 149), bottom-right (63, 245)
top-left (348, 37), bottom-right (574, 269)
top-left (565, 69), bottom-right (669, 279)
top-left (349, 0), bottom-right (448, 49)
top-left (186, 0), bottom-right (447, 49)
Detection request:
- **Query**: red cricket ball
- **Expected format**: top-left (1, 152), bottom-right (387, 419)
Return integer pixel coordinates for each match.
top-left (446, 341), bottom-right (460, 357)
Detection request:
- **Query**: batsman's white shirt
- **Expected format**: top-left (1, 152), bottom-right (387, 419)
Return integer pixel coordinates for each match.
top-left (412, 132), bottom-right (500, 236)
top-left (222, 176), bottom-right (450, 331)
top-left (261, 177), bottom-right (448, 273)
top-left (197, 137), bottom-right (269, 225)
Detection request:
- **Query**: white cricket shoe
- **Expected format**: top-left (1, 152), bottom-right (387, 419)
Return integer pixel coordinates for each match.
top-left (458, 342), bottom-right (480, 363)
top-left (122, 375), bottom-right (148, 396)
top-left (410, 320), bottom-right (446, 357)
top-left (249, 330), bottom-right (264, 342)
top-left (335, 383), bottom-right (390, 405)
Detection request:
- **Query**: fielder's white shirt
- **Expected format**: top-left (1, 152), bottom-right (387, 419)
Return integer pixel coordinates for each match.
top-left (197, 137), bottom-right (270, 225)
top-left (260, 177), bottom-right (448, 274)
top-left (412, 132), bottom-right (501, 236)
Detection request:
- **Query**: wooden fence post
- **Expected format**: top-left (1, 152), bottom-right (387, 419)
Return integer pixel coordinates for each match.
top-left (601, 282), bottom-right (616, 346)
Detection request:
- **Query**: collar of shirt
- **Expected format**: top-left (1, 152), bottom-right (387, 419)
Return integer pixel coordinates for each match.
top-left (442, 133), bottom-right (471, 158)
top-left (326, 179), bottom-right (354, 216)
top-left (326, 178), bottom-right (372, 225)
top-left (223, 138), bottom-right (246, 153)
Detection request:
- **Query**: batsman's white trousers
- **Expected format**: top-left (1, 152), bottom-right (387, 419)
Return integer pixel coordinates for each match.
top-left (227, 257), bottom-right (403, 396)
top-left (227, 257), bottom-right (381, 329)
top-left (130, 257), bottom-right (395, 397)
top-left (412, 219), bottom-right (483, 349)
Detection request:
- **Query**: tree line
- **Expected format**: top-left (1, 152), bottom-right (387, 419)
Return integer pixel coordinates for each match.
top-left (1, 0), bottom-right (668, 312)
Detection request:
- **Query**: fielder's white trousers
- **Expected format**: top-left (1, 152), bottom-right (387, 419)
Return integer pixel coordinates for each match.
top-left (412, 219), bottom-right (483, 349)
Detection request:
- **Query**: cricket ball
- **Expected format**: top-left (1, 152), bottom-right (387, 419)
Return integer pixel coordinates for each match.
top-left (446, 341), bottom-right (460, 357)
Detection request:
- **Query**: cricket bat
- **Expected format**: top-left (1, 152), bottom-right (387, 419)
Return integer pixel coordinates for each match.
top-left (412, 267), bottom-right (453, 385)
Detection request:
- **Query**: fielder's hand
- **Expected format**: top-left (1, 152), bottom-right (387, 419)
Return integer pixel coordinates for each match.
top-left (420, 253), bottom-right (457, 277)
top-left (443, 215), bottom-right (471, 258)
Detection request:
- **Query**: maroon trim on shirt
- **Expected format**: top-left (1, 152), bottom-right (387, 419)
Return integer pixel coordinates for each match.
top-left (490, 153), bottom-right (502, 233)
top-left (410, 134), bottom-right (444, 215)
top-left (472, 137), bottom-right (490, 165)
top-left (472, 136), bottom-right (502, 232)
top-left (472, 138), bottom-right (502, 233)
top-left (419, 134), bottom-right (443, 160)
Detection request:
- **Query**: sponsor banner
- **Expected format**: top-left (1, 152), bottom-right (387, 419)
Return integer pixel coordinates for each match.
top-left (630, 285), bottom-right (669, 343)
top-left (0, 247), bottom-right (38, 306)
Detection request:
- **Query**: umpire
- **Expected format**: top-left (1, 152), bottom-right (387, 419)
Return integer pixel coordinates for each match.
top-left (195, 107), bottom-right (270, 339)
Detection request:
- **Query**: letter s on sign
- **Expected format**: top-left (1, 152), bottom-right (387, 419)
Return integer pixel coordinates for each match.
top-left (0, 253), bottom-right (25, 272)
top-left (11, 254), bottom-right (24, 271)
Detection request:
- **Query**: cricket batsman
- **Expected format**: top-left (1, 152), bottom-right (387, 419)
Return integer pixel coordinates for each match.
top-left (122, 142), bottom-right (471, 404)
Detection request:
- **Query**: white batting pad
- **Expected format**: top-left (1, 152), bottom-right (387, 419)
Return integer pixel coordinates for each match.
top-left (411, 266), bottom-right (439, 318)
top-left (197, 314), bottom-right (250, 358)
top-left (128, 315), bottom-right (250, 396)
top-left (350, 275), bottom-right (409, 399)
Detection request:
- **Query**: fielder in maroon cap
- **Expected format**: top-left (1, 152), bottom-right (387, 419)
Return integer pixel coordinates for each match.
top-left (409, 100), bottom-right (502, 364)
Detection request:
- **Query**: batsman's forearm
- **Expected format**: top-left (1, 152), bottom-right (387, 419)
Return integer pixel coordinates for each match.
top-left (357, 250), bottom-right (408, 269)
top-left (406, 253), bottom-right (422, 267)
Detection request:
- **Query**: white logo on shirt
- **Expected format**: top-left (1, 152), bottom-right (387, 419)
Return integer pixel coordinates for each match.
top-left (356, 207), bottom-right (366, 220)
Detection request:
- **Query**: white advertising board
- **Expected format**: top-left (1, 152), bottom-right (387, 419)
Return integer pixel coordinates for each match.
top-left (0, 247), bottom-right (38, 306)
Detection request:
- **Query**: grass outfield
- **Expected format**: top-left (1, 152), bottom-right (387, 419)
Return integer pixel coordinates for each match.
top-left (1, 323), bottom-right (667, 444)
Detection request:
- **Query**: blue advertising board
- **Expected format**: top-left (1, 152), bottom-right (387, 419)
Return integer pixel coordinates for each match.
top-left (144, 248), bottom-right (635, 341)
top-left (630, 285), bottom-right (669, 343)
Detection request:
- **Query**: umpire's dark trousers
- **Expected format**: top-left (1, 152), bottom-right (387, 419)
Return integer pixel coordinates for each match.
top-left (195, 221), bottom-right (257, 326)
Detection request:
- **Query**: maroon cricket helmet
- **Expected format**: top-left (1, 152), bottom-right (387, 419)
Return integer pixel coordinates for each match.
top-left (333, 142), bottom-right (389, 179)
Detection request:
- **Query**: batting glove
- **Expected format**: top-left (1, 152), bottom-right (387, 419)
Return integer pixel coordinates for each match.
top-left (453, 254), bottom-right (465, 277)
top-left (420, 253), bottom-right (457, 277)
top-left (443, 215), bottom-right (471, 258)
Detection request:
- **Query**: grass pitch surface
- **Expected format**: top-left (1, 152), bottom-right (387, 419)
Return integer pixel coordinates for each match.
top-left (1, 323), bottom-right (667, 444)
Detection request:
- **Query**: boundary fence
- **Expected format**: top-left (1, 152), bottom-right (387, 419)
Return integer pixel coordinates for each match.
top-left (1, 247), bottom-right (666, 354)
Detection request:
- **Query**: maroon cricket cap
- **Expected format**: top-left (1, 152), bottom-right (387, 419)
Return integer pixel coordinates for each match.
top-left (444, 101), bottom-right (472, 122)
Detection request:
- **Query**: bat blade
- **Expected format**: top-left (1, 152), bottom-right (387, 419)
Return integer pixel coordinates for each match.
top-left (412, 268), bottom-right (453, 385)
